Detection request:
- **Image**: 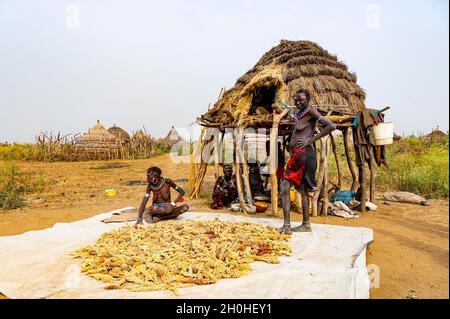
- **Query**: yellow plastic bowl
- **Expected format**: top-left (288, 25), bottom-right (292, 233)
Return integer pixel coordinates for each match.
top-left (105, 189), bottom-right (118, 197)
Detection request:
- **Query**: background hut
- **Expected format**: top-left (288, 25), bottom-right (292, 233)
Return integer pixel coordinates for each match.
top-left (73, 120), bottom-right (119, 160)
top-left (159, 126), bottom-right (185, 148)
top-left (107, 124), bottom-right (131, 143)
top-left (421, 127), bottom-right (447, 144)
top-left (192, 40), bottom-right (387, 215)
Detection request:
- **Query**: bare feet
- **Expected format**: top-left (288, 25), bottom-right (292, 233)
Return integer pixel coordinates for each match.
top-left (179, 204), bottom-right (189, 213)
top-left (151, 215), bottom-right (162, 223)
top-left (143, 211), bottom-right (154, 224)
top-left (279, 224), bottom-right (293, 235)
top-left (151, 205), bottom-right (189, 223)
top-left (292, 222), bottom-right (312, 232)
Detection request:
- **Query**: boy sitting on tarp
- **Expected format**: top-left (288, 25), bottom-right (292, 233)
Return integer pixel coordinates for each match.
top-left (136, 166), bottom-right (189, 225)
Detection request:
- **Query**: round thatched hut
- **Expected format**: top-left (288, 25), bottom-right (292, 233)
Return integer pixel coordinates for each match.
top-left (160, 126), bottom-right (185, 148)
top-left (73, 120), bottom-right (119, 160)
top-left (107, 124), bottom-right (131, 143)
top-left (422, 128), bottom-right (447, 144)
top-left (192, 40), bottom-right (386, 216)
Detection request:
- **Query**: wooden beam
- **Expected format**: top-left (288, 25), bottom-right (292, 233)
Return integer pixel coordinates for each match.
top-left (213, 130), bottom-right (221, 179)
top-left (343, 128), bottom-right (359, 192)
top-left (270, 109), bottom-right (289, 215)
top-left (358, 165), bottom-right (367, 212)
top-left (233, 133), bottom-right (246, 213)
top-left (368, 151), bottom-right (376, 203)
top-left (322, 137), bottom-right (331, 216)
top-left (236, 127), bottom-right (253, 210)
top-left (330, 134), bottom-right (342, 190)
top-left (312, 136), bottom-right (327, 216)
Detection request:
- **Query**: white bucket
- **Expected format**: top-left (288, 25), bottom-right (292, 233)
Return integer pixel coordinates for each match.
top-left (372, 122), bottom-right (394, 145)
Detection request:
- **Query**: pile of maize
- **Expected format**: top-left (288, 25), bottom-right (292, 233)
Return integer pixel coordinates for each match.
top-left (72, 218), bottom-right (291, 292)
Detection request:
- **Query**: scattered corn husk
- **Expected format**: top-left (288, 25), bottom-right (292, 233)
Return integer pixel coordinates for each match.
top-left (72, 219), bottom-right (291, 293)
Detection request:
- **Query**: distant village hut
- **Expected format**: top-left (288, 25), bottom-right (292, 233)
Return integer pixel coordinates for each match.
top-left (73, 120), bottom-right (119, 160)
top-left (107, 124), bottom-right (131, 143)
top-left (160, 126), bottom-right (186, 148)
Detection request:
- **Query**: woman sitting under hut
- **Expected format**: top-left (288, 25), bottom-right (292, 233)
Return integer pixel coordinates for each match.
top-left (136, 166), bottom-right (189, 225)
top-left (211, 164), bottom-right (238, 209)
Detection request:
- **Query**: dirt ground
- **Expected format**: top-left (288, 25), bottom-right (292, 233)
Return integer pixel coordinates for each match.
top-left (0, 154), bottom-right (448, 299)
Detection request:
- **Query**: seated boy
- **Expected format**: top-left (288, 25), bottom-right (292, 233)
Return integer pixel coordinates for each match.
top-left (136, 166), bottom-right (189, 225)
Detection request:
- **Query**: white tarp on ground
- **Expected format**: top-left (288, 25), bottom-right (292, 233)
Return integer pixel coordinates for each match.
top-left (0, 209), bottom-right (373, 299)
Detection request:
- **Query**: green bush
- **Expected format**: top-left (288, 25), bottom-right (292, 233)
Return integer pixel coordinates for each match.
top-left (328, 134), bottom-right (449, 199)
top-left (0, 191), bottom-right (25, 210)
top-left (154, 145), bottom-right (170, 156)
top-left (0, 162), bottom-right (46, 211)
top-left (377, 142), bottom-right (449, 198)
top-left (0, 144), bottom-right (39, 161)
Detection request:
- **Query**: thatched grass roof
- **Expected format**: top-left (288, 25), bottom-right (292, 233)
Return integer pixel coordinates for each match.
top-left (200, 40), bottom-right (366, 129)
top-left (75, 120), bottom-right (117, 144)
top-left (107, 124), bottom-right (130, 141)
top-left (159, 126), bottom-right (185, 147)
top-left (163, 126), bottom-right (182, 142)
top-left (73, 120), bottom-right (119, 159)
top-left (422, 129), bottom-right (448, 143)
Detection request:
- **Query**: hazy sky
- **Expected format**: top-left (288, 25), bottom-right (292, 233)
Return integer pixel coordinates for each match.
top-left (0, 0), bottom-right (448, 143)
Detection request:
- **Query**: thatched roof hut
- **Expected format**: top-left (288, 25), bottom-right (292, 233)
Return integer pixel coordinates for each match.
top-left (191, 40), bottom-right (380, 216)
top-left (73, 120), bottom-right (118, 159)
top-left (160, 126), bottom-right (185, 147)
top-left (199, 39), bottom-right (365, 129)
top-left (107, 124), bottom-right (130, 142)
top-left (422, 128), bottom-right (447, 144)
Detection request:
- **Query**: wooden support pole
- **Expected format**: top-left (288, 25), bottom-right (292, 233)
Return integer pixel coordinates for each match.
top-left (330, 134), bottom-right (342, 190)
top-left (322, 137), bottom-right (331, 216)
top-left (269, 129), bottom-right (279, 216)
top-left (236, 127), bottom-right (253, 208)
top-left (312, 136), bottom-right (326, 216)
top-left (233, 134), bottom-right (246, 213)
top-left (213, 129), bottom-right (221, 179)
top-left (368, 151), bottom-right (376, 203)
top-left (188, 139), bottom-right (195, 192)
top-left (358, 165), bottom-right (367, 212)
top-left (343, 127), bottom-right (358, 192)
top-left (269, 109), bottom-right (289, 216)
top-left (189, 129), bottom-right (212, 200)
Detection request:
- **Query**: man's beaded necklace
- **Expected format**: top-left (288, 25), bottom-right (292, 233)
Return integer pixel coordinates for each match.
top-left (149, 177), bottom-right (166, 191)
top-left (294, 100), bottom-right (313, 121)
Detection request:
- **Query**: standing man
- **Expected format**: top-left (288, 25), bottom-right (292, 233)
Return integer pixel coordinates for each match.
top-left (136, 166), bottom-right (189, 225)
top-left (279, 89), bottom-right (336, 234)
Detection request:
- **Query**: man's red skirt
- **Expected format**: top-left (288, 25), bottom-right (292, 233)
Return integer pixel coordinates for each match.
top-left (283, 146), bottom-right (307, 188)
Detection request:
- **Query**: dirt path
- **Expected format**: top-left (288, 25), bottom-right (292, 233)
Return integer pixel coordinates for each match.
top-left (0, 154), bottom-right (448, 299)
